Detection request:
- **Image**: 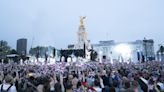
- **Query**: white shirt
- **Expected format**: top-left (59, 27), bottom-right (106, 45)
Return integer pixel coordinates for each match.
top-left (93, 87), bottom-right (102, 92)
top-left (0, 84), bottom-right (17, 92)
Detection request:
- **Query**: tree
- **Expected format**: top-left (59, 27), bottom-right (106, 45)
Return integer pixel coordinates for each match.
top-left (0, 40), bottom-right (11, 55)
top-left (91, 50), bottom-right (98, 61)
top-left (160, 46), bottom-right (164, 53)
top-left (9, 49), bottom-right (18, 54)
top-left (157, 45), bottom-right (164, 61)
top-left (0, 40), bottom-right (10, 62)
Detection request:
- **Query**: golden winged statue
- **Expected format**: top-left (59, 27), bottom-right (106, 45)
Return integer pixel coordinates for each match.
top-left (80, 16), bottom-right (86, 27)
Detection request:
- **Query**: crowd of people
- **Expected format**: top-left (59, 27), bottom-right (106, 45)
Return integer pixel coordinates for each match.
top-left (0, 60), bottom-right (164, 92)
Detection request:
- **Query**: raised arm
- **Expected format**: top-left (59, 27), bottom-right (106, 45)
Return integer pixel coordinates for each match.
top-left (99, 76), bottom-right (104, 88)
top-left (60, 73), bottom-right (65, 92)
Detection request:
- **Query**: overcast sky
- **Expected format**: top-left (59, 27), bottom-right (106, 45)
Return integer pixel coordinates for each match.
top-left (0, 0), bottom-right (164, 51)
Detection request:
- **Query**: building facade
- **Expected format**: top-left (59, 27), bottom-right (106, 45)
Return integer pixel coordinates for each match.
top-left (143, 39), bottom-right (155, 61)
top-left (92, 39), bottom-right (155, 63)
top-left (17, 38), bottom-right (27, 56)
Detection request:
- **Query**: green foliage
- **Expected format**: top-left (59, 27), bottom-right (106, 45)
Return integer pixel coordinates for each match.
top-left (9, 49), bottom-right (18, 54)
top-left (91, 50), bottom-right (98, 61)
top-left (160, 46), bottom-right (164, 53)
top-left (0, 40), bottom-right (11, 54)
top-left (157, 46), bottom-right (164, 54)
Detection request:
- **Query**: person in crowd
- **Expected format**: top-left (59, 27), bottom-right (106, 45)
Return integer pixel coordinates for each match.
top-left (93, 79), bottom-right (102, 92)
top-left (0, 74), bottom-right (17, 92)
top-left (0, 61), bottom-right (163, 92)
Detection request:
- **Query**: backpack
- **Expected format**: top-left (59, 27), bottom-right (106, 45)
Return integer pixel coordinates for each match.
top-left (1, 84), bottom-right (12, 92)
